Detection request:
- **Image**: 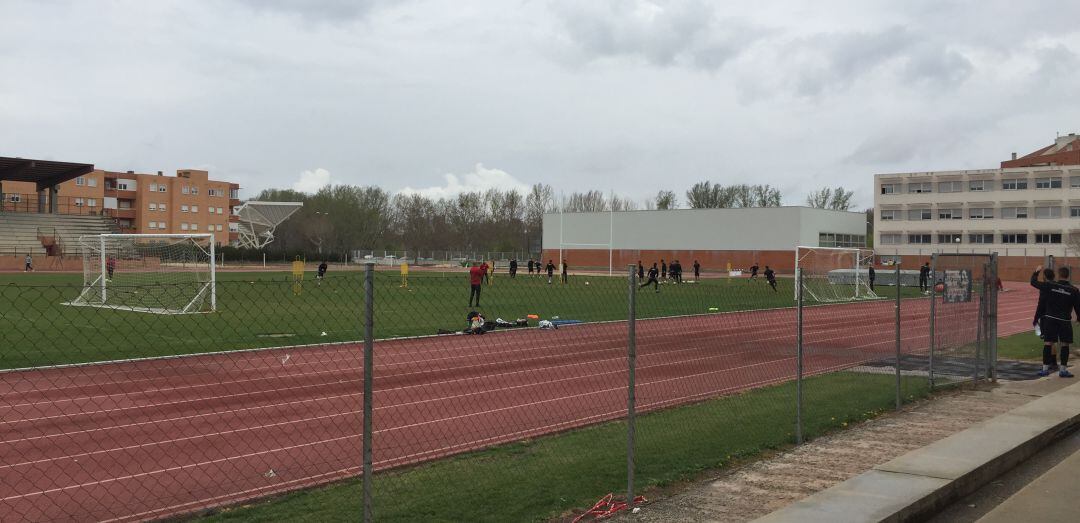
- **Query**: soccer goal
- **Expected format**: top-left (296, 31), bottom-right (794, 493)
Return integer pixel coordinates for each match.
top-left (65, 234), bottom-right (216, 314)
top-left (795, 246), bottom-right (878, 303)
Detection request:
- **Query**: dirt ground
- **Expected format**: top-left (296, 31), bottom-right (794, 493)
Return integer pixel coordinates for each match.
top-left (615, 378), bottom-right (1069, 523)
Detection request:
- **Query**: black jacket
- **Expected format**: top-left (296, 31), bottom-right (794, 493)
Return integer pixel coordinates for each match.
top-left (1030, 271), bottom-right (1080, 322)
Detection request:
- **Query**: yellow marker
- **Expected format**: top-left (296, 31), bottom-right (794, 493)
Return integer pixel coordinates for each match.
top-left (400, 262), bottom-right (409, 287)
top-left (488, 261), bottom-right (494, 286)
top-left (726, 261), bottom-right (732, 272)
top-left (291, 257), bottom-right (304, 295)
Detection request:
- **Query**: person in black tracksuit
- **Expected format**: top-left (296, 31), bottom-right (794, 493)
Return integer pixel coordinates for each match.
top-left (919, 262), bottom-right (931, 292)
top-left (693, 260), bottom-right (700, 281)
top-left (509, 259), bottom-right (518, 278)
top-left (868, 265), bottom-right (875, 291)
top-left (640, 263), bottom-right (659, 292)
top-left (545, 260), bottom-right (555, 284)
top-left (637, 261), bottom-right (645, 280)
top-left (1034, 268), bottom-right (1058, 370)
top-left (749, 264), bottom-right (759, 281)
top-left (1030, 265), bottom-right (1080, 378)
top-left (764, 266), bottom-right (777, 292)
top-left (660, 259), bottom-right (667, 281)
top-left (528, 259), bottom-right (534, 275)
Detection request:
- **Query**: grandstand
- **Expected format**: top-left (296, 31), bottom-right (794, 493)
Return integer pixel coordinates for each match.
top-left (0, 213), bottom-right (118, 267)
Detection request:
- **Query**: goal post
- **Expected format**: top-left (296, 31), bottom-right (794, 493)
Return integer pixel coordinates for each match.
top-left (795, 246), bottom-right (878, 303)
top-left (65, 233), bottom-right (216, 314)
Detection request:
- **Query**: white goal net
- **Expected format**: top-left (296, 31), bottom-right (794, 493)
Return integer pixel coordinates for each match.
top-left (795, 246), bottom-right (878, 303)
top-left (65, 234), bottom-right (216, 314)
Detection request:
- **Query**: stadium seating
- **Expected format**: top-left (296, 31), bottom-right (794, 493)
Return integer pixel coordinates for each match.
top-left (0, 213), bottom-right (118, 258)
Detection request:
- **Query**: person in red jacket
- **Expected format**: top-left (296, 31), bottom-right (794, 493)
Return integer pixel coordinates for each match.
top-left (469, 262), bottom-right (485, 307)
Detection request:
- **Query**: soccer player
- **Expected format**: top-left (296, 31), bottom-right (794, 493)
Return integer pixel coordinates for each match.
top-left (480, 261), bottom-right (490, 284)
top-left (868, 265), bottom-right (875, 291)
top-left (672, 260), bottom-right (682, 283)
top-left (546, 259), bottom-right (555, 284)
top-left (528, 258), bottom-right (534, 275)
top-left (561, 259), bottom-right (568, 284)
top-left (639, 263), bottom-right (659, 292)
top-left (749, 263), bottom-right (759, 281)
top-left (919, 262), bottom-right (930, 292)
top-left (106, 257), bottom-right (116, 281)
top-left (468, 262), bottom-right (484, 307)
top-left (1033, 268), bottom-right (1058, 371)
top-left (764, 266), bottom-right (777, 291)
top-left (637, 261), bottom-right (645, 280)
top-left (693, 260), bottom-right (701, 282)
top-left (317, 261), bottom-right (328, 285)
top-left (661, 259), bottom-right (667, 282)
top-left (1030, 265), bottom-right (1080, 377)
top-left (23, 253), bottom-right (33, 272)
top-left (509, 259), bottom-right (518, 278)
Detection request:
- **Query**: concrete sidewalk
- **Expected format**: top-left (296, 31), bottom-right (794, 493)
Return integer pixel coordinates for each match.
top-left (976, 433), bottom-right (1080, 523)
top-left (753, 379), bottom-right (1080, 523)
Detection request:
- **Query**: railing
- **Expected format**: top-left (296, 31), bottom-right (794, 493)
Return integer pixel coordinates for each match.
top-left (0, 193), bottom-right (107, 216)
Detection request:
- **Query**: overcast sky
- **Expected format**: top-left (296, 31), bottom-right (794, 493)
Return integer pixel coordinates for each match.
top-left (3, 0), bottom-right (1079, 209)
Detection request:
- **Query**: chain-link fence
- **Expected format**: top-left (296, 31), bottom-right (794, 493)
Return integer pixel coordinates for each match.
top-left (0, 258), bottom-right (999, 522)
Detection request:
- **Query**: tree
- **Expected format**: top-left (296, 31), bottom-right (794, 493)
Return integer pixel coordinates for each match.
top-left (806, 186), bottom-right (855, 211)
top-left (686, 181), bottom-right (722, 208)
top-left (562, 190), bottom-right (608, 213)
top-left (655, 190), bottom-right (677, 210)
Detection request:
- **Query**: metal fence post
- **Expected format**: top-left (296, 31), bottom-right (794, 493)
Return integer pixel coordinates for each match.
top-left (895, 262), bottom-right (901, 410)
top-left (929, 254), bottom-right (937, 390)
top-left (796, 267), bottom-right (804, 445)
top-left (989, 253), bottom-right (999, 382)
top-left (363, 262), bottom-right (374, 523)
top-left (626, 265), bottom-right (637, 506)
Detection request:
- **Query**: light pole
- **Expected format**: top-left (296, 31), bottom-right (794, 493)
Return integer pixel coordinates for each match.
top-left (955, 235), bottom-right (961, 254)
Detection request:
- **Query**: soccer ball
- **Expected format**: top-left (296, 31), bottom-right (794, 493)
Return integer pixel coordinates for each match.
top-left (585, 281), bottom-right (590, 286)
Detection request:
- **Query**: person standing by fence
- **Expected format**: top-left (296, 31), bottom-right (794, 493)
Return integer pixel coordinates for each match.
top-left (509, 259), bottom-right (518, 278)
top-left (693, 260), bottom-right (700, 282)
top-left (527, 259), bottom-right (534, 275)
top-left (468, 262), bottom-right (485, 307)
top-left (637, 260), bottom-right (644, 280)
top-left (561, 259), bottom-right (568, 284)
top-left (1030, 265), bottom-right (1080, 378)
top-left (919, 262), bottom-right (930, 292)
top-left (1034, 268), bottom-right (1058, 371)
top-left (868, 265), bottom-right (875, 291)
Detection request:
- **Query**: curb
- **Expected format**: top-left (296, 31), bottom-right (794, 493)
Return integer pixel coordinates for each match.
top-left (753, 380), bottom-right (1080, 523)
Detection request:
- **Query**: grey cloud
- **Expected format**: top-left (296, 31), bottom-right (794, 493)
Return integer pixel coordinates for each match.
top-left (229, 0), bottom-right (386, 22)
top-left (550, 0), bottom-right (762, 70)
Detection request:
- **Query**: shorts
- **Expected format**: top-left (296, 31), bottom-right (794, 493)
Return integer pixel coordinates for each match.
top-left (1041, 317), bottom-right (1074, 344)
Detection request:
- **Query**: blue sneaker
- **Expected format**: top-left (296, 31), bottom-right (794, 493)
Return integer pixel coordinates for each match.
top-left (1038, 369), bottom-right (1051, 377)
top-left (1060, 369), bottom-right (1074, 378)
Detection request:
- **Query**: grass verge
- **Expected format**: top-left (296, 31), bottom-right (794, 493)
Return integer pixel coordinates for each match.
top-left (996, 330), bottom-right (1043, 361)
top-left (201, 372), bottom-right (930, 522)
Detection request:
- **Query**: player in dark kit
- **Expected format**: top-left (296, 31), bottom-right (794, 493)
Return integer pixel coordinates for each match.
top-left (660, 259), bottom-right (667, 281)
top-left (1030, 265), bottom-right (1080, 377)
top-left (509, 259), bottom-right (518, 278)
top-left (749, 263), bottom-right (759, 281)
top-left (868, 265), bottom-right (875, 291)
top-left (637, 261), bottom-right (645, 280)
top-left (640, 263), bottom-right (659, 292)
top-left (528, 259), bottom-right (534, 275)
top-left (764, 266), bottom-right (777, 292)
top-left (693, 260), bottom-right (700, 281)
top-left (1033, 268), bottom-right (1059, 371)
top-left (317, 261), bottom-right (328, 285)
top-left (546, 260), bottom-right (555, 284)
top-left (919, 262), bottom-right (930, 292)
top-left (561, 259), bottom-right (569, 284)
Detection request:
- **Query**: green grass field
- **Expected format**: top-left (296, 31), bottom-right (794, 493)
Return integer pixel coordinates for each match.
top-left (995, 330), bottom-right (1043, 361)
top-left (200, 372), bottom-right (930, 522)
top-left (0, 271), bottom-right (923, 370)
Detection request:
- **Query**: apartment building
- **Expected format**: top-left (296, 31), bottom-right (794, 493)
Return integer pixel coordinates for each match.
top-left (874, 134), bottom-right (1080, 263)
top-left (1, 168), bottom-right (241, 246)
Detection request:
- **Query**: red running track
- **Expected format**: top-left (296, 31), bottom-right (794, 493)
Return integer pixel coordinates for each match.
top-left (0, 284), bottom-right (1038, 521)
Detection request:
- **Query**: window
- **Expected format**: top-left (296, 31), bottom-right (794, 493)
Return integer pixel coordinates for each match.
top-left (908, 208), bottom-right (932, 220)
top-left (938, 208), bottom-right (962, 220)
top-left (115, 181), bottom-right (130, 191)
top-left (880, 209), bottom-right (900, 221)
top-left (158, 185), bottom-right (167, 193)
top-left (230, 189), bottom-right (239, 199)
top-left (87, 178), bottom-right (97, 188)
top-left (182, 185), bottom-right (190, 195)
top-left (181, 205), bottom-right (189, 212)
top-left (159, 203), bottom-right (166, 212)
top-left (818, 233), bottom-right (866, 248)
top-left (191, 223), bottom-right (199, 231)
top-left (149, 183), bottom-right (157, 192)
top-left (229, 222), bottom-right (239, 232)
top-left (1000, 207), bottom-right (1029, 219)
top-left (118, 200), bottom-right (132, 209)
top-left (149, 221), bottom-right (157, 229)
top-left (159, 221), bottom-right (167, 229)
top-left (192, 205), bottom-right (199, 213)
top-left (937, 233), bottom-right (962, 244)
top-left (969, 233), bottom-right (994, 244)
top-left (216, 224), bottom-right (223, 231)
top-left (217, 207), bottom-right (224, 214)
top-left (908, 234), bottom-right (932, 244)
top-left (938, 181), bottom-right (963, 193)
top-left (1035, 206), bottom-right (1062, 219)
top-left (87, 198), bottom-right (96, 207)
top-left (8, 194), bottom-right (20, 203)
top-left (967, 208), bottom-right (993, 219)
top-left (1036, 233), bottom-right (1063, 244)
top-left (1072, 176), bottom-right (1080, 188)
top-left (969, 180), bottom-right (992, 192)
top-left (1072, 206), bottom-right (1080, 218)
top-left (74, 198), bottom-right (84, 207)
top-left (75, 177), bottom-right (85, 186)
top-left (208, 188), bottom-right (225, 197)
top-left (180, 223), bottom-right (189, 231)
top-left (907, 182), bottom-right (933, 193)
top-left (149, 203), bottom-right (157, 211)
top-left (1035, 177), bottom-right (1062, 189)
top-left (1001, 233), bottom-right (1028, 244)
top-left (191, 186), bottom-right (199, 195)
top-left (1002, 179), bottom-right (1028, 190)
